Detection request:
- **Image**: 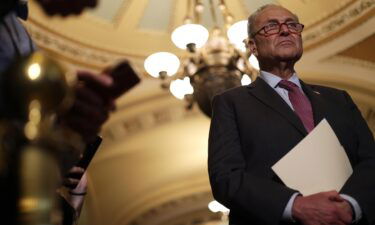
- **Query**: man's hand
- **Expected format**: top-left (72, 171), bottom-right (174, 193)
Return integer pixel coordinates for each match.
top-left (62, 166), bottom-right (86, 190)
top-left (334, 200), bottom-right (353, 221)
top-left (292, 190), bottom-right (353, 225)
top-left (60, 166), bottom-right (88, 213)
top-left (59, 71), bottom-right (115, 143)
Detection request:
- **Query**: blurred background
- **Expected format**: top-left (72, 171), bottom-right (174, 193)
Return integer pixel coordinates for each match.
top-left (24, 0), bottom-right (375, 224)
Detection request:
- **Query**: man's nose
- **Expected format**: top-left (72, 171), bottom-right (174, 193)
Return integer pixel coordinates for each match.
top-left (279, 23), bottom-right (290, 35)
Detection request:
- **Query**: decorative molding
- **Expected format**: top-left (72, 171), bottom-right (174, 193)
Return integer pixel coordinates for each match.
top-left (327, 55), bottom-right (375, 70)
top-left (24, 20), bottom-right (147, 71)
top-left (26, 0), bottom-right (374, 70)
top-left (303, 0), bottom-right (355, 29)
top-left (101, 101), bottom-right (201, 143)
top-left (238, 0), bottom-right (355, 28)
top-left (303, 0), bottom-right (375, 49)
top-left (26, 22), bottom-right (124, 68)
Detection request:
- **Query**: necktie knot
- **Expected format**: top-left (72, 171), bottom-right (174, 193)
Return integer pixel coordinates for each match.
top-left (278, 80), bottom-right (298, 92)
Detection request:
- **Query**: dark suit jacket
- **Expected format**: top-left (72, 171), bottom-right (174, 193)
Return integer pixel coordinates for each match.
top-left (208, 77), bottom-right (375, 225)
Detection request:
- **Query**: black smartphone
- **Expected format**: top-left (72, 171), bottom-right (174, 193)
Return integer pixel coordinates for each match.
top-left (65, 136), bottom-right (102, 188)
top-left (76, 136), bottom-right (102, 170)
top-left (104, 60), bottom-right (141, 99)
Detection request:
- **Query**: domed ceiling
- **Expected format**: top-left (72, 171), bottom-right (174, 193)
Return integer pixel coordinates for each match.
top-left (24, 0), bottom-right (375, 225)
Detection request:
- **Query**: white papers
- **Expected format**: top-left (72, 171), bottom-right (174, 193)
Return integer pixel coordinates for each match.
top-left (272, 119), bottom-right (353, 196)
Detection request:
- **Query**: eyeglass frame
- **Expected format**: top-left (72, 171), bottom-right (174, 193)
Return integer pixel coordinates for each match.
top-left (252, 21), bottom-right (304, 37)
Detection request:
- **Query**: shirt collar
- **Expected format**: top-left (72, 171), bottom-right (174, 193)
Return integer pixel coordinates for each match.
top-left (259, 70), bottom-right (302, 89)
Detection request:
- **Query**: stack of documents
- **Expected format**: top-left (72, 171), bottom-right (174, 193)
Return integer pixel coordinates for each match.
top-left (272, 119), bottom-right (353, 195)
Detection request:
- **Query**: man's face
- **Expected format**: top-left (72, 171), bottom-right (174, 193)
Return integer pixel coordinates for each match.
top-left (249, 6), bottom-right (303, 66)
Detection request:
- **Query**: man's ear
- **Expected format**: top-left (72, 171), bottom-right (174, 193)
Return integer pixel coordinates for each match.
top-left (248, 38), bottom-right (258, 57)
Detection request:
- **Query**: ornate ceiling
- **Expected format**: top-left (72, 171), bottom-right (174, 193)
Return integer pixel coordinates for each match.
top-left (24, 0), bottom-right (375, 225)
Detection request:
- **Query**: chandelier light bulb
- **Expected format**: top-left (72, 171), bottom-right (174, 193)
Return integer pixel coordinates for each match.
top-left (171, 24), bottom-right (209, 50)
top-left (169, 77), bottom-right (194, 100)
top-left (241, 74), bottom-right (252, 85)
top-left (183, 16), bottom-right (192, 24)
top-left (249, 54), bottom-right (260, 70)
top-left (195, 3), bottom-right (204, 12)
top-left (227, 20), bottom-right (248, 52)
top-left (208, 200), bottom-right (230, 213)
top-left (226, 15), bottom-right (234, 23)
top-left (218, 4), bottom-right (225, 11)
top-left (27, 63), bottom-right (42, 80)
top-left (144, 52), bottom-right (180, 78)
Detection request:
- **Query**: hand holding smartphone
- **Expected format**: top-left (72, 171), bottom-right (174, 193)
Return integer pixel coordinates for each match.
top-left (64, 136), bottom-right (102, 189)
top-left (65, 60), bottom-right (140, 187)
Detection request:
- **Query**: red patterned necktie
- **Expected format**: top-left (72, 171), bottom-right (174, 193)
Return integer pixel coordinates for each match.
top-left (278, 80), bottom-right (314, 132)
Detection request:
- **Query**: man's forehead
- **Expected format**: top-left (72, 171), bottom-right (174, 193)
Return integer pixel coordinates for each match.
top-left (255, 6), bottom-right (297, 24)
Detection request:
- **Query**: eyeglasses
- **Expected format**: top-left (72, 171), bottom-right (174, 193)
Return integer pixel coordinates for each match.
top-left (253, 21), bottom-right (304, 36)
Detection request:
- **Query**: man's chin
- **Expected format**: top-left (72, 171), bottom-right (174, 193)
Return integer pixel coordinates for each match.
top-left (276, 52), bottom-right (302, 63)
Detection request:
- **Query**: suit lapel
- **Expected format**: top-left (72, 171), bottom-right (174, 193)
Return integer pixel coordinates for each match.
top-left (300, 80), bottom-right (327, 126)
top-left (247, 77), bottom-right (308, 136)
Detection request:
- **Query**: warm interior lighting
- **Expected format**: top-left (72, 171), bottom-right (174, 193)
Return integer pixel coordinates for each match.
top-left (171, 24), bottom-right (209, 49)
top-left (24, 100), bottom-right (42, 140)
top-left (169, 77), bottom-right (194, 100)
top-left (249, 54), bottom-right (260, 70)
top-left (27, 63), bottom-right (42, 80)
top-left (227, 20), bottom-right (248, 52)
top-left (144, 52), bottom-right (180, 78)
top-left (241, 74), bottom-right (252, 85)
top-left (145, 0), bottom-right (257, 117)
top-left (195, 3), bottom-right (204, 12)
top-left (208, 200), bottom-right (230, 213)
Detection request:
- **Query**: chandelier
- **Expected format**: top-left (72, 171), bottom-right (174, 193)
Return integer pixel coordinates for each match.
top-left (143, 0), bottom-right (260, 117)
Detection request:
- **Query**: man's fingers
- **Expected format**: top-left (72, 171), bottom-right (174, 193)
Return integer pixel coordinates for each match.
top-left (77, 71), bottom-right (113, 89)
top-left (292, 192), bottom-right (353, 225)
top-left (62, 178), bottom-right (80, 187)
top-left (71, 172), bottom-right (88, 193)
top-left (62, 98), bottom-right (110, 128)
top-left (324, 190), bottom-right (339, 196)
top-left (323, 191), bottom-right (352, 225)
top-left (334, 202), bottom-right (353, 224)
top-left (71, 98), bottom-right (110, 122)
top-left (66, 166), bottom-right (85, 180)
top-left (323, 190), bottom-right (345, 202)
top-left (63, 167), bottom-right (86, 189)
top-left (75, 71), bottom-right (116, 101)
top-left (75, 85), bottom-right (106, 106)
top-left (329, 195), bottom-right (344, 202)
top-left (61, 115), bottom-right (101, 142)
top-left (68, 166), bottom-right (84, 174)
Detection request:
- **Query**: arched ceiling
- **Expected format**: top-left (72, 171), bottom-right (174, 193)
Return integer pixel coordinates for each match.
top-left (24, 0), bottom-right (375, 225)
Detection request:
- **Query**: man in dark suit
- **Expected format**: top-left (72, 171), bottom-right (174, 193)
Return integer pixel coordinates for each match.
top-left (208, 4), bottom-right (375, 225)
